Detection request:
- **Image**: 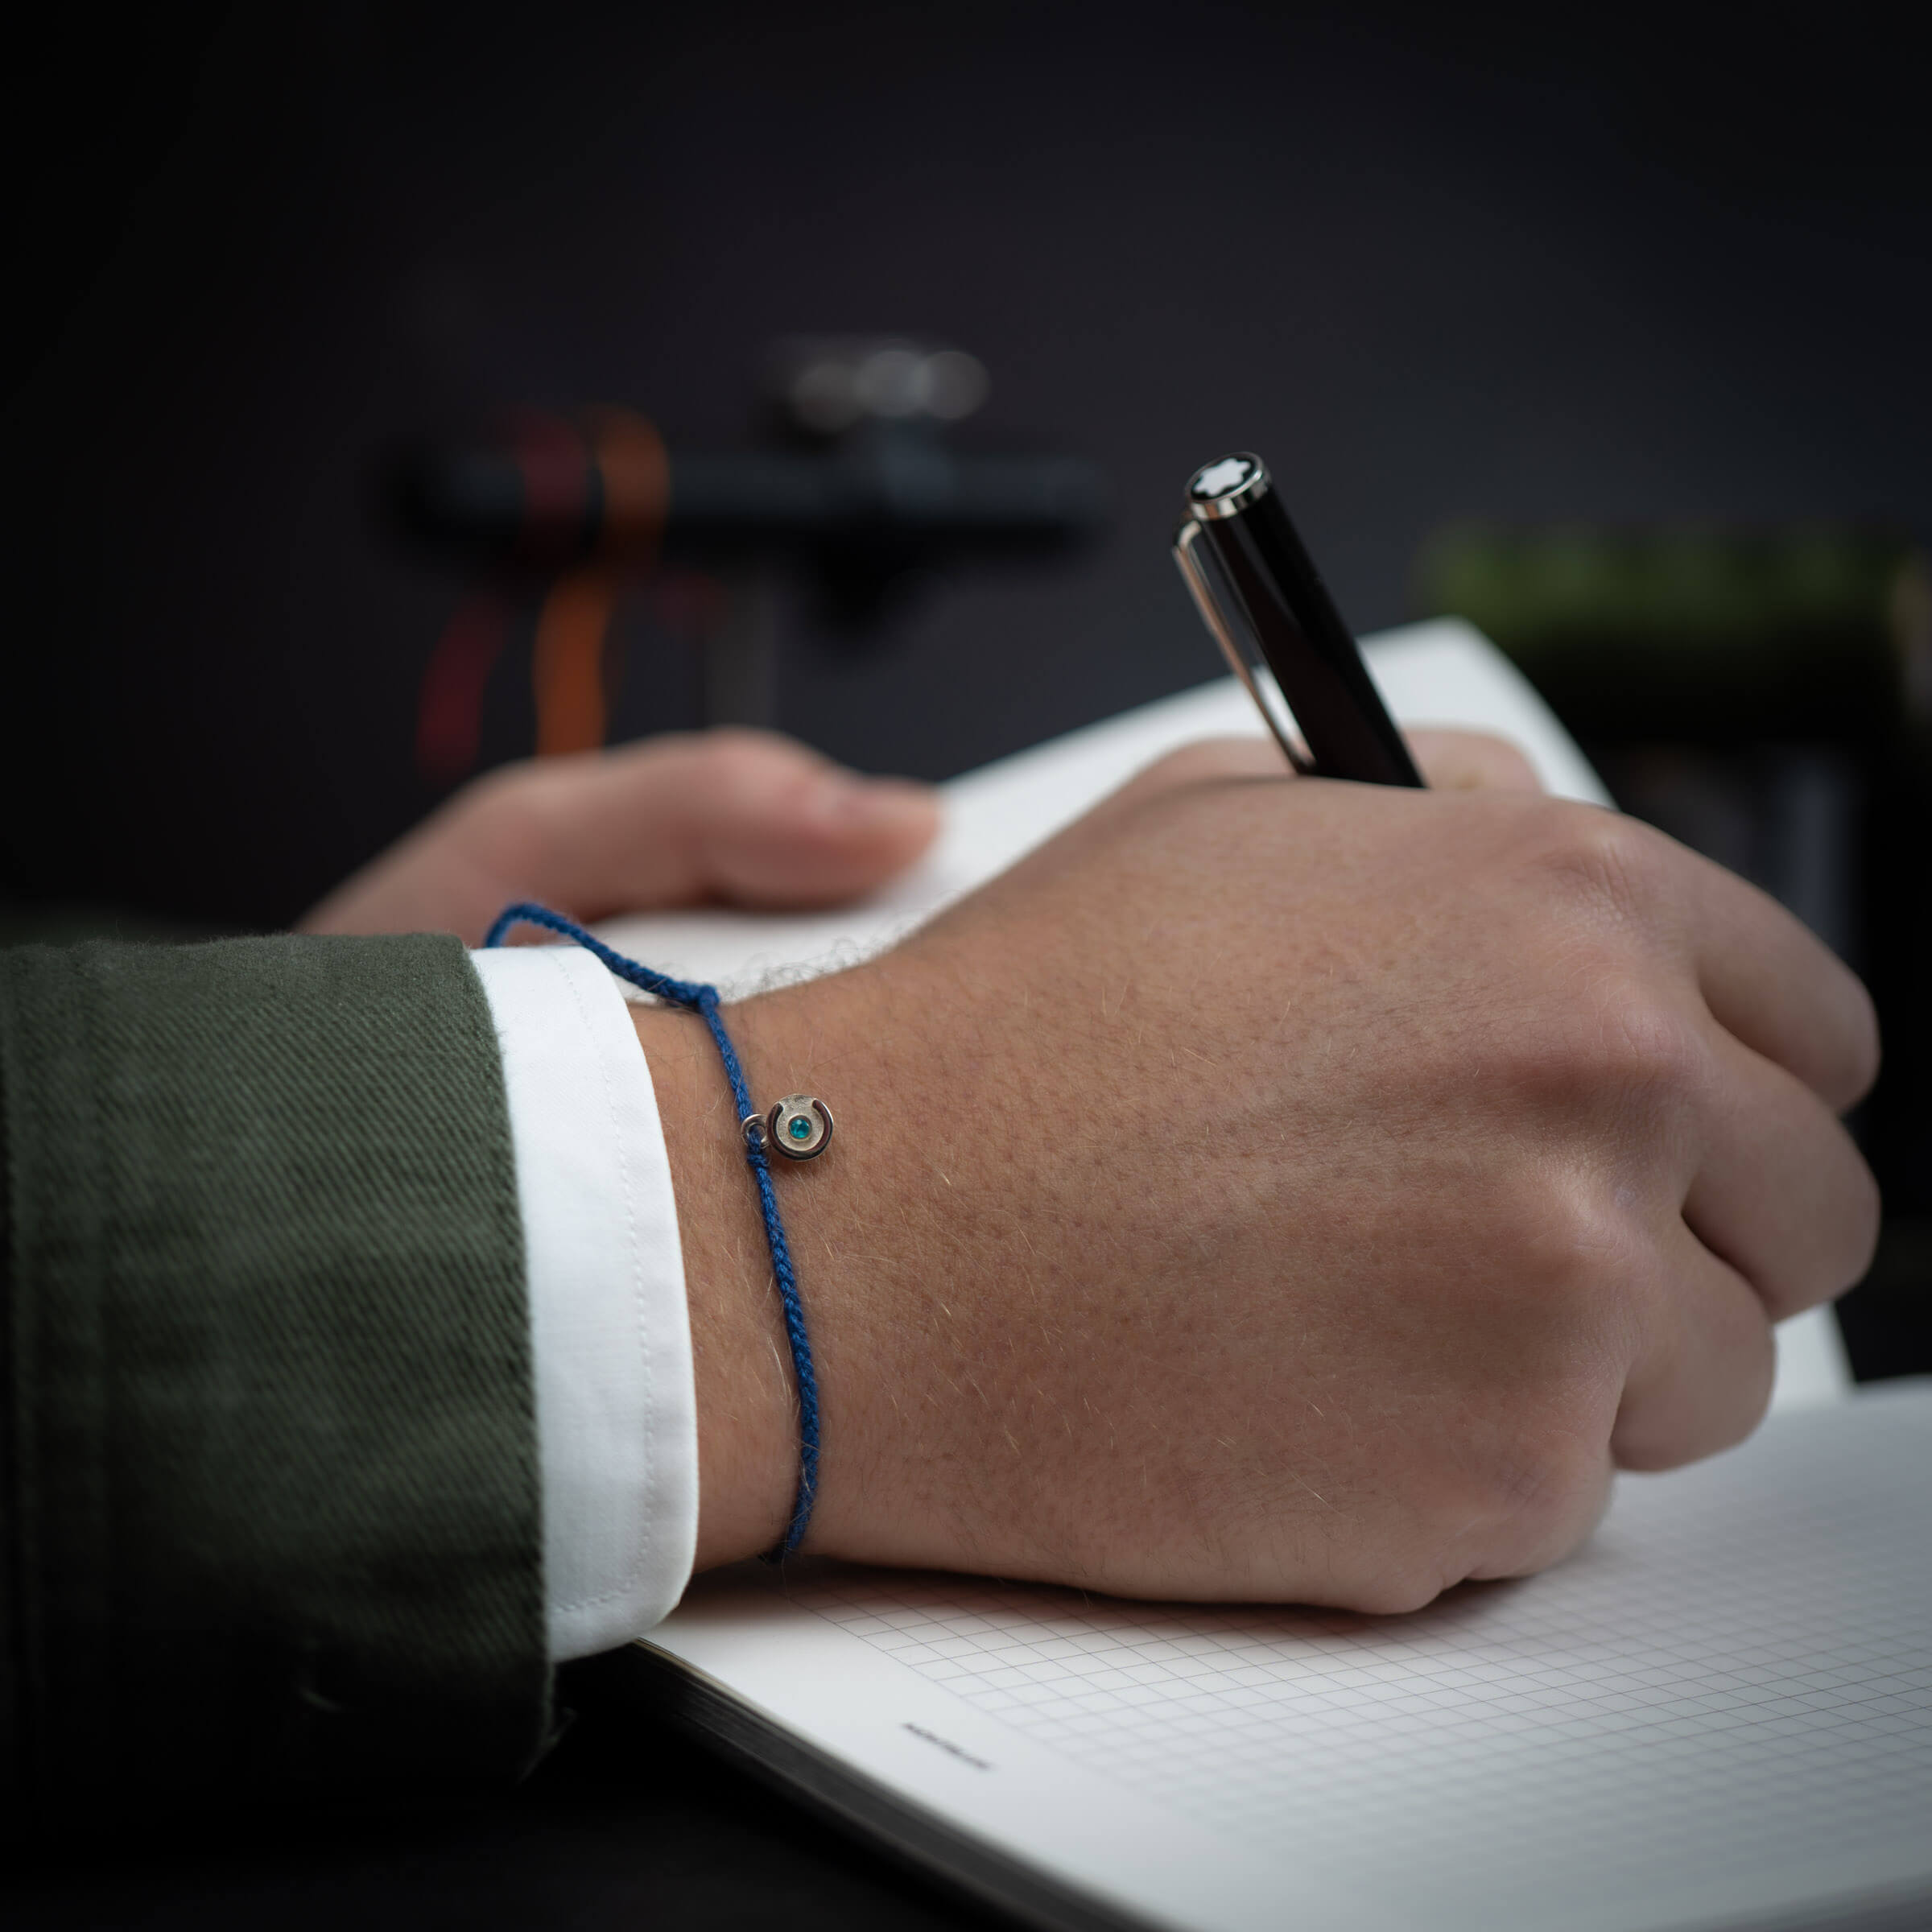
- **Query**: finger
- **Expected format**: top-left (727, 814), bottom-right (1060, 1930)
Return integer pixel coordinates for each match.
top-left (1108, 729), bottom-right (1540, 807)
top-left (1406, 729), bottom-right (1542, 793)
top-left (1121, 736), bottom-right (1290, 799)
top-left (1680, 1027), bottom-right (1880, 1320)
top-left (1612, 1221), bottom-right (1777, 1471)
top-left (507, 731), bottom-right (941, 918)
top-left (965, 736), bottom-right (1294, 898)
top-left (1039, 729), bottom-right (1539, 882)
top-left (1674, 848), bottom-right (1880, 1112)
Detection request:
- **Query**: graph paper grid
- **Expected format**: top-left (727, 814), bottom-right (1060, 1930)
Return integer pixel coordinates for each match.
top-left (778, 1396), bottom-right (1932, 1925)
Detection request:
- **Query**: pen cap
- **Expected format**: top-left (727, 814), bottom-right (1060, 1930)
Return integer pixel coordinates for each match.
top-left (1183, 453), bottom-right (1422, 787)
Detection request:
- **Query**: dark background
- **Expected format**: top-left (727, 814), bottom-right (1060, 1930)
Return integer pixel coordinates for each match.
top-left (3, 4), bottom-right (1927, 1922)
top-left (9, 2), bottom-right (1927, 927)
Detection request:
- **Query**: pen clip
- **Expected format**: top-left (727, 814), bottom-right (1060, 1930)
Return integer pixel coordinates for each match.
top-left (1172, 519), bottom-right (1315, 775)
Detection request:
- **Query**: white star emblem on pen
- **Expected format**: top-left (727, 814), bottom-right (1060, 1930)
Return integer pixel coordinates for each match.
top-left (1192, 456), bottom-right (1254, 498)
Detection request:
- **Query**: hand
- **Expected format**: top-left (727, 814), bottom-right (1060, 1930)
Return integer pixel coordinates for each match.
top-left (641, 731), bottom-right (1879, 1610)
top-left (299, 730), bottom-right (940, 942)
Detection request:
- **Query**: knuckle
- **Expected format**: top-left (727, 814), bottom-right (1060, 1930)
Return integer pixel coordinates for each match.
top-left (1490, 1170), bottom-right (1603, 1286)
top-left (1591, 989), bottom-right (1711, 1101)
top-left (1505, 983), bottom-right (1711, 1127)
top-left (1465, 1170), bottom-right (1635, 1337)
top-left (1530, 805), bottom-right (1676, 930)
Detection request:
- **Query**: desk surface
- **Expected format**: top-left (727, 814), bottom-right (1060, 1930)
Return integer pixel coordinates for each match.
top-left (0, 1654), bottom-right (1013, 1932)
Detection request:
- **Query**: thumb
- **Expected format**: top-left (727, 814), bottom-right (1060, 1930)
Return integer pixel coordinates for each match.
top-left (469, 729), bottom-right (941, 923)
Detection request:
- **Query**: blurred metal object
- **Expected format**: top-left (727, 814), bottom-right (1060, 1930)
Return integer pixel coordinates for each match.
top-left (764, 336), bottom-right (990, 437)
top-left (390, 337), bottom-right (1100, 567)
top-left (391, 423), bottom-right (1105, 576)
top-left (386, 344), bottom-right (1106, 731)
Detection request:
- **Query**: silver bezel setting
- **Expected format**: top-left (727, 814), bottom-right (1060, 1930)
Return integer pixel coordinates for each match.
top-left (1184, 452), bottom-right (1271, 521)
top-left (766, 1093), bottom-right (834, 1161)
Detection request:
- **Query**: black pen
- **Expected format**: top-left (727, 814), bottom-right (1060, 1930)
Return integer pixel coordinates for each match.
top-left (1172, 452), bottom-right (1424, 787)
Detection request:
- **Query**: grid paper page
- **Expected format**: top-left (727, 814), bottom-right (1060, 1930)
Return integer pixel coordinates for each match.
top-left (752, 1393), bottom-right (1932, 1930)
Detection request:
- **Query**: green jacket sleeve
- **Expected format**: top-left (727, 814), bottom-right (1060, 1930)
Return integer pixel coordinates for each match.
top-left (0, 933), bottom-right (550, 1801)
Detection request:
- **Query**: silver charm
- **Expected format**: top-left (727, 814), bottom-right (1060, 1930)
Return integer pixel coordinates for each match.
top-left (743, 1093), bottom-right (835, 1162)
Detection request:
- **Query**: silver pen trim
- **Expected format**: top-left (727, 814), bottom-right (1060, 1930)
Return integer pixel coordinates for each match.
top-left (1172, 519), bottom-right (1313, 775)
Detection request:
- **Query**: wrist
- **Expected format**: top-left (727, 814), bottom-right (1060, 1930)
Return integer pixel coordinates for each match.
top-left (637, 956), bottom-right (987, 1575)
top-left (633, 999), bottom-right (799, 1569)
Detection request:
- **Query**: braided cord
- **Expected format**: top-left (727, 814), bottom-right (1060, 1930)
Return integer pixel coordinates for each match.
top-left (485, 901), bottom-right (820, 1558)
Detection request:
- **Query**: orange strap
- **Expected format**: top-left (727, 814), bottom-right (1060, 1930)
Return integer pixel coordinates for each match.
top-left (529, 408), bottom-right (669, 757)
top-left (587, 405), bottom-right (670, 564)
top-left (531, 567), bottom-right (618, 758)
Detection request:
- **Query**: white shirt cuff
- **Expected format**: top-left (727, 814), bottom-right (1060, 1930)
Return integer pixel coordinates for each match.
top-left (469, 945), bottom-right (699, 1661)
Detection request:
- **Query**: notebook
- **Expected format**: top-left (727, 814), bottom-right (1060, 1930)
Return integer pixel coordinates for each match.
top-left (631, 1388), bottom-right (1932, 1932)
top-left (609, 621), bottom-right (1923, 1930)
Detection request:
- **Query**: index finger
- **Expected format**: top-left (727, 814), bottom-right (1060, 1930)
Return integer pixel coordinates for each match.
top-left (1406, 729), bottom-right (1542, 793)
top-left (1111, 728), bottom-right (1542, 809)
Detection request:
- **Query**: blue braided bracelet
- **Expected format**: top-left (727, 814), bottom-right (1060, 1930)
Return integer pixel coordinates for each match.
top-left (484, 901), bottom-right (822, 1559)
